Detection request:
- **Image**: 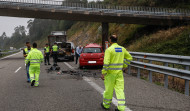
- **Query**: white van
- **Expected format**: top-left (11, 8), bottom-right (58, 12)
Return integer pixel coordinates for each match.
top-left (57, 42), bottom-right (75, 61)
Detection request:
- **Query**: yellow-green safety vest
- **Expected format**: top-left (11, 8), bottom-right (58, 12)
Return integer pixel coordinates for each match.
top-left (24, 47), bottom-right (33, 59)
top-left (44, 46), bottom-right (50, 53)
top-left (102, 43), bottom-right (133, 74)
top-left (25, 48), bottom-right (44, 66)
top-left (52, 45), bottom-right (58, 52)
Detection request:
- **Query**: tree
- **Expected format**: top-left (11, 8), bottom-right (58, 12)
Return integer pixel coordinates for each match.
top-left (1, 32), bottom-right (7, 39)
top-left (27, 19), bottom-right (34, 29)
top-left (0, 32), bottom-right (8, 49)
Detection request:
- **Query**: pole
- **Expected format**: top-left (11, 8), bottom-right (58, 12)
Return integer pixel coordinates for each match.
top-left (102, 22), bottom-right (109, 51)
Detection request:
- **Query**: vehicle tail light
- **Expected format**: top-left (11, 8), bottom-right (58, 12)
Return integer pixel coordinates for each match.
top-left (72, 49), bottom-right (74, 53)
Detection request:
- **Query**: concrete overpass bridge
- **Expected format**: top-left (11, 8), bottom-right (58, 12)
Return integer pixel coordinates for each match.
top-left (0, 0), bottom-right (190, 25)
top-left (0, 0), bottom-right (190, 49)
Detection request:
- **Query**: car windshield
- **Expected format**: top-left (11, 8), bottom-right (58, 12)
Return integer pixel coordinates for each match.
top-left (83, 48), bottom-right (102, 53)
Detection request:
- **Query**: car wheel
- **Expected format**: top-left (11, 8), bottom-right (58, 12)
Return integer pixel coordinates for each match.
top-left (79, 65), bottom-right (83, 69)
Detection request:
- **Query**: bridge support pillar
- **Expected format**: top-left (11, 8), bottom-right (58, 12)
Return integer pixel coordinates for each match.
top-left (102, 22), bottom-right (109, 51)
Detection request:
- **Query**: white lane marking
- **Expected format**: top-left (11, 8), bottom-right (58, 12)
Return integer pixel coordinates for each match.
top-left (0, 51), bottom-right (21, 60)
top-left (64, 62), bottom-right (132, 111)
top-left (15, 67), bottom-right (22, 73)
top-left (64, 62), bottom-right (75, 70)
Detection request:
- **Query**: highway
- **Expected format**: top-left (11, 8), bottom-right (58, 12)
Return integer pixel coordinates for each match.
top-left (0, 51), bottom-right (189, 111)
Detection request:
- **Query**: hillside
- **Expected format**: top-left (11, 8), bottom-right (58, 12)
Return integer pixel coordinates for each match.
top-left (66, 22), bottom-right (190, 56)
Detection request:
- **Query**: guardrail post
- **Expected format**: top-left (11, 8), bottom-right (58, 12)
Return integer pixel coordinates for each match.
top-left (185, 66), bottom-right (189, 96)
top-left (149, 60), bottom-right (152, 83)
top-left (128, 65), bottom-right (131, 75)
top-left (164, 62), bottom-right (169, 88)
top-left (137, 58), bottom-right (140, 78)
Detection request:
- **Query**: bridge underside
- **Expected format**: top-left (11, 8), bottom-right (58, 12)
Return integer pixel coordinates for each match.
top-left (0, 8), bottom-right (189, 26)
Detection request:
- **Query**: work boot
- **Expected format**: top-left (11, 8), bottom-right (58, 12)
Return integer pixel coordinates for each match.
top-left (45, 63), bottom-right (47, 65)
top-left (101, 103), bottom-right (109, 110)
top-left (48, 63), bottom-right (51, 65)
top-left (34, 82), bottom-right (39, 87)
top-left (31, 80), bottom-right (35, 86)
top-left (34, 85), bottom-right (39, 87)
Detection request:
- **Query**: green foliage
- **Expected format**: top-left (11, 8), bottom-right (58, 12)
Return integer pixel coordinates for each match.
top-left (142, 28), bottom-right (190, 56)
top-left (0, 26), bottom-right (28, 49)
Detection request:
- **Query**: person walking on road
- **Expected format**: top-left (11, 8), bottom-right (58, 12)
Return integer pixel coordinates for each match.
top-left (23, 42), bottom-right (33, 83)
top-left (44, 43), bottom-right (51, 65)
top-left (101, 35), bottom-right (133, 111)
top-left (75, 45), bottom-right (83, 64)
top-left (51, 42), bottom-right (59, 66)
top-left (26, 43), bottom-right (43, 87)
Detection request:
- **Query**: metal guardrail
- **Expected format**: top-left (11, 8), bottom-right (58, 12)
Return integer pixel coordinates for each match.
top-left (0, 50), bottom-right (20, 57)
top-left (0, 0), bottom-right (190, 16)
top-left (128, 52), bottom-right (190, 95)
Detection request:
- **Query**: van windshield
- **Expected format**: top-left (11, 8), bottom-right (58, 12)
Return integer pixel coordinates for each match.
top-left (83, 48), bottom-right (102, 53)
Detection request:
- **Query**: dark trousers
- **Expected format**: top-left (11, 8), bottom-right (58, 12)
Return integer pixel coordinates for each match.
top-left (53, 53), bottom-right (58, 65)
top-left (26, 63), bottom-right (30, 81)
top-left (76, 54), bottom-right (79, 64)
top-left (44, 53), bottom-right (50, 64)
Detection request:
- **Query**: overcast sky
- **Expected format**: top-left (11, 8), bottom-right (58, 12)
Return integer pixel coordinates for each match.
top-left (0, 16), bottom-right (32, 37)
top-left (0, 0), bottom-right (103, 37)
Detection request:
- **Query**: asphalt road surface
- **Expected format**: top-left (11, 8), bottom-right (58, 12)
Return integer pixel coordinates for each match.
top-left (0, 51), bottom-right (189, 111)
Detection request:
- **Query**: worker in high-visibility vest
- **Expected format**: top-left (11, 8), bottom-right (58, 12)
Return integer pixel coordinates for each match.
top-left (51, 42), bottom-right (59, 66)
top-left (23, 42), bottom-right (33, 83)
top-left (101, 35), bottom-right (133, 111)
top-left (26, 43), bottom-right (43, 87)
top-left (44, 43), bottom-right (51, 65)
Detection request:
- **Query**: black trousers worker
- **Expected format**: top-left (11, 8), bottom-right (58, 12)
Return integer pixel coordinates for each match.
top-left (76, 53), bottom-right (80, 64)
top-left (53, 52), bottom-right (58, 65)
top-left (44, 53), bottom-right (50, 65)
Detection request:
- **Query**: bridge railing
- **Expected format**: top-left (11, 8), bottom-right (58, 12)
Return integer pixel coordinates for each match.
top-left (0, 0), bottom-right (190, 16)
top-left (128, 52), bottom-right (190, 95)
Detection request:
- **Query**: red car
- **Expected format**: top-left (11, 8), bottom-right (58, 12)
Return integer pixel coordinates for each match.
top-left (79, 43), bottom-right (104, 68)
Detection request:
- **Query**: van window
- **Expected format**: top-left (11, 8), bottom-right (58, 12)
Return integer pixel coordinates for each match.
top-left (83, 48), bottom-right (102, 53)
top-left (57, 43), bottom-right (71, 48)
